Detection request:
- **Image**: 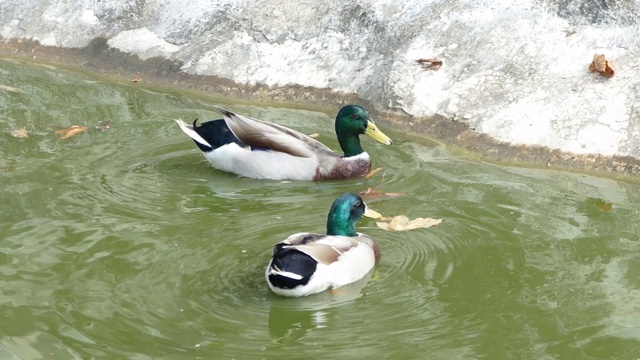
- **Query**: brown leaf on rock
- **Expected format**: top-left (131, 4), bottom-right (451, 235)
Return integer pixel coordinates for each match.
top-left (376, 215), bottom-right (442, 231)
top-left (416, 58), bottom-right (443, 71)
top-left (55, 125), bottom-right (89, 140)
top-left (11, 128), bottom-right (29, 138)
top-left (589, 54), bottom-right (615, 77)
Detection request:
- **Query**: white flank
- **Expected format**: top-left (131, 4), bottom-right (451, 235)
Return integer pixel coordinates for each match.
top-left (175, 119), bottom-right (212, 148)
top-left (266, 235), bottom-right (376, 297)
top-left (203, 143), bottom-right (318, 180)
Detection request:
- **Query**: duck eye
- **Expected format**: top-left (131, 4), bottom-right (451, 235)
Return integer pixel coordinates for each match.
top-left (350, 113), bottom-right (359, 120)
top-left (355, 200), bottom-right (362, 207)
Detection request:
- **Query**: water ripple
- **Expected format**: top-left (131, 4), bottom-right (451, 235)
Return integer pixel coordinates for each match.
top-left (4, 59), bottom-right (640, 358)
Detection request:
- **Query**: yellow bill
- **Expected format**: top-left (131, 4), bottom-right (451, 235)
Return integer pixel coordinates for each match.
top-left (365, 120), bottom-right (393, 145)
top-left (363, 204), bottom-right (382, 219)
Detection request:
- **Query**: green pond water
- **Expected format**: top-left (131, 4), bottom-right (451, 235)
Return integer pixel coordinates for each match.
top-left (1, 58), bottom-right (640, 359)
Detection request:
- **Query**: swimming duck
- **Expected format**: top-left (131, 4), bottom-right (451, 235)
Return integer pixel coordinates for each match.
top-left (175, 105), bottom-right (392, 180)
top-left (266, 192), bottom-right (381, 297)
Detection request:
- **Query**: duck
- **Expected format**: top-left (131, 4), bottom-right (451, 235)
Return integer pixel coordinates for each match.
top-left (175, 105), bottom-right (392, 180)
top-left (266, 192), bottom-right (381, 297)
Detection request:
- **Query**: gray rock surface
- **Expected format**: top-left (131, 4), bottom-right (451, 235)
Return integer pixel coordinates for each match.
top-left (2, 0), bottom-right (639, 159)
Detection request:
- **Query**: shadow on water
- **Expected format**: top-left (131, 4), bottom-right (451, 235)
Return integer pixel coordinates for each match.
top-left (2, 58), bottom-right (640, 359)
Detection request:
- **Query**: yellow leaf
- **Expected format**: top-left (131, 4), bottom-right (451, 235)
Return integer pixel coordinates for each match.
top-left (365, 167), bottom-right (383, 178)
top-left (376, 215), bottom-right (442, 231)
top-left (55, 125), bottom-right (89, 140)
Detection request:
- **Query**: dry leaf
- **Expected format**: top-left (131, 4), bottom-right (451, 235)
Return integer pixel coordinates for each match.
top-left (384, 192), bottom-right (410, 197)
top-left (360, 186), bottom-right (382, 198)
top-left (132, 75), bottom-right (142, 83)
top-left (0, 85), bottom-right (23, 93)
top-left (360, 185), bottom-right (408, 199)
top-left (365, 167), bottom-right (383, 178)
top-left (376, 215), bottom-right (443, 231)
top-left (308, 133), bottom-right (320, 138)
top-left (55, 125), bottom-right (89, 140)
top-left (11, 128), bottom-right (29, 138)
top-left (416, 58), bottom-right (443, 71)
top-left (589, 54), bottom-right (615, 77)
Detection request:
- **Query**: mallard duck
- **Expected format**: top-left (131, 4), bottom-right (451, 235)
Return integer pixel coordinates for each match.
top-left (175, 105), bottom-right (392, 180)
top-left (266, 192), bottom-right (381, 297)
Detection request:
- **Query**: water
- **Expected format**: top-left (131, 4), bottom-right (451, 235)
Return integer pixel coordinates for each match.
top-left (1, 57), bottom-right (640, 359)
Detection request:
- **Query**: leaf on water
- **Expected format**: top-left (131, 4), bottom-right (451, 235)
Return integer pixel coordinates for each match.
top-left (360, 185), bottom-right (408, 199)
top-left (376, 215), bottom-right (442, 231)
top-left (95, 121), bottom-right (111, 132)
top-left (360, 186), bottom-right (383, 198)
top-left (588, 54), bottom-right (615, 77)
top-left (416, 58), bottom-right (443, 71)
top-left (0, 84), bottom-right (24, 93)
top-left (308, 133), bottom-right (320, 138)
top-left (586, 197), bottom-right (613, 212)
top-left (365, 167), bottom-right (383, 178)
top-left (132, 75), bottom-right (142, 83)
top-left (55, 125), bottom-right (89, 140)
top-left (11, 128), bottom-right (29, 138)
top-left (384, 192), bottom-right (410, 197)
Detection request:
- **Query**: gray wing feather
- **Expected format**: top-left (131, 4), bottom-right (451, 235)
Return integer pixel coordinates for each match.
top-left (280, 233), bottom-right (360, 265)
top-left (213, 106), bottom-right (334, 158)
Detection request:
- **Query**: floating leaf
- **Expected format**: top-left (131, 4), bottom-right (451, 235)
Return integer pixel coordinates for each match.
top-left (588, 54), bottom-right (615, 77)
top-left (0, 85), bottom-right (23, 93)
top-left (132, 75), bottom-right (142, 83)
top-left (384, 192), bottom-right (410, 197)
top-left (416, 58), bottom-right (443, 71)
top-left (95, 121), bottom-right (111, 132)
top-left (365, 167), bottom-right (383, 178)
top-left (361, 186), bottom-right (378, 197)
top-left (55, 125), bottom-right (89, 140)
top-left (360, 185), bottom-right (408, 199)
top-left (308, 133), bottom-right (320, 138)
top-left (376, 215), bottom-right (442, 231)
top-left (11, 128), bottom-right (29, 138)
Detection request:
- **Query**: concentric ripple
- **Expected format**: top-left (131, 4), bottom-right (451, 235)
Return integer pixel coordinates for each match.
top-left (3, 59), bottom-right (640, 359)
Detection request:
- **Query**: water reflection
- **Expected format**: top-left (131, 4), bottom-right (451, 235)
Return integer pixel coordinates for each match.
top-left (268, 271), bottom-right (372, 342)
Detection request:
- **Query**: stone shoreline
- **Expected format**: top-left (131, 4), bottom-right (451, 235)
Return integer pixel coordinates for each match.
top-left (3, 36), bottom-right (640, 177)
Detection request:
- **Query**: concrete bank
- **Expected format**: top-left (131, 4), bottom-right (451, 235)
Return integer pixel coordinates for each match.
top-left (1, 0), bottom-right (640, 175)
